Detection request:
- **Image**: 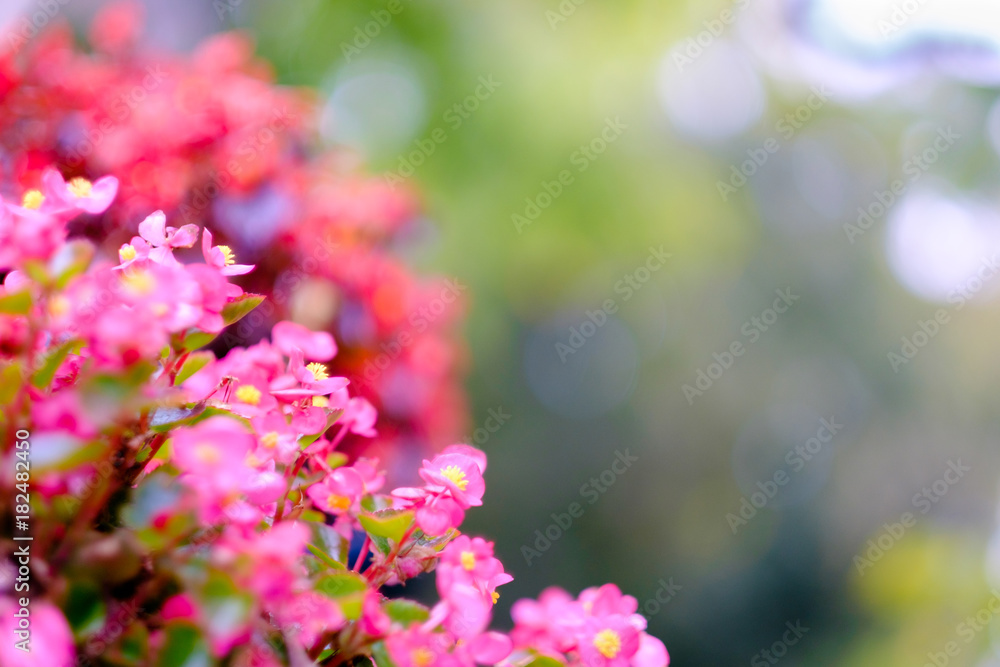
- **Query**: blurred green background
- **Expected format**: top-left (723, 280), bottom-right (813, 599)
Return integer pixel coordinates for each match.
top-left (40, 0), bottom-right (1000, 664)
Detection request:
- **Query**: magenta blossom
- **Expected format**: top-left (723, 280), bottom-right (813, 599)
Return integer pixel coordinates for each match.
top-left (419, 452), bottom-right (486, 509)
top-left (203, 227), bottom-right (254, 276)
top-left (41, 168), bottom-right (119, 215)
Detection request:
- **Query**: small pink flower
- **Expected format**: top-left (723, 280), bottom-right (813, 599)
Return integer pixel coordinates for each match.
top-left (139, 210), bottom-right (199, 250)
top-left (272, 320), bottom-right (337, 361)
top-left (386, 625), bottom-right (460, 667)
top-left (577, 617), bottom-right (640, 667)
top-left (307, 466), bottom-right (365, 515)
top-left (359, 590), bottom-right (391, 637)
top-left (202, 228), bottom-right (254, 276)
top-left (633, 633), bottom-right (670, 667)
top-left (276, 592), bottom-right (346, 648)
top-left (414, 495), bottom-right (465, 536)
top-left (0, 597), bottom-right (75, 667)
top-left (436, 537), bottom-right (512, 640)
top-left (41, 168), bottom-right (119, 215)
top-left (342, 396), bottom-right (377, 437)
top-left (419, 452), bottom-right (485, 509)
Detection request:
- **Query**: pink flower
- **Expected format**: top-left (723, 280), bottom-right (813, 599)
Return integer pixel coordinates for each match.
top-left (0, 597), bottom-right (75, 667)
top-left (441, 443), bottom-right (488, 473)
top-left (307, 466), bottom-right (365, 515)
top-left (170, 417), bottom-right (257, 520)
top-left (414, 494), bottom-right (465, 536)
top-left (633, 633), bottom-right (670, 667)
top-left (419, 452), bottom-right (485, 509)
top-left (359, 590), bottom-right (391, 637)
top-left (436, 537), bottom-right (512, 640)
top-left (139, 210), bottom-right (198, 248)
top-left (272, 320), bottom-right (337, 361)
top-left (203, 228), bottom-right (254, 276)
top-left (0, 203), bottom-right (65, 267)
top-left (510, 587), bottom-right (584, 654)
top-left (455, 631), bottom-right (513, 665)
top-left (386, 626), bottom-right (461, 667)
top-left (577, 617), bottom-right (640, 667)
top-left (41, 168), bottom-right (119, 215)
top-left (342, 396), bottom-right (377, 437)
top-left (270, 349), bottom-right (349, 400)
top-left (275, 592), bottom-right (346, 648)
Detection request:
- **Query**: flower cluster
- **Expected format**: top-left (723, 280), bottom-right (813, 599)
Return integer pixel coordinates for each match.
top-left (0, 0), bottom-right (467, 475)
top-left (0, 175), bottom-right (667, 666)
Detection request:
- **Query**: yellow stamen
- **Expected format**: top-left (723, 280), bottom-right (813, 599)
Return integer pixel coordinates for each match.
top-left (119, 244), bottom-right (137, 263)
top-left (217, 245), bottom-right (235, 266)
top-left (593, 629), bottom-right (622, 659)
top-left (411, 648), bottom-right (434, 667)
top-left (306, 362), bottom-right (329, 381)
top-left (68, 177), bottom-right (92, 198)
top-left (22, 190), bottom-right (44, 209)
top-left (460, 551), bottom-right (476, 571)
top-left (312, 396), bottom-right (329, 408)
top-left (440, 465), bottom-right (468, 491)
top-left (195, 444), bottom-right (220, 464)
top-left (260, 432), bottom-right (279, 449)
top-left (235, 385), bottom-right (262, 405)
top-left (326, 494), bottom-right (351, 512)
top-left (48, 295), bottom-right (69, 318)
top-left (122, 270), bottom-right (155, 294)
top-left (492, 591), bottom-right (500, 605)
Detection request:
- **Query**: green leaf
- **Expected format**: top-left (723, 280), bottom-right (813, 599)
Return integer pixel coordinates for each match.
top-left (359, 510), bottom-right (414, 544)
top-left (117, 621), bottom-right (150, 663)
top-left (221, 293), bottom-right (265, 327)
top-left (0, 361), bottom-right (24, 405)
top-left (155, 623), bottom-right (209, 667)
top-left (523, 658), bottom-right (566, 667)
top-left (315, 572), bottom-right (367, 597)
top-left (0, 289), bottom-right (32, 314)
top-left (383, 600), bottom-right (429, 625)
top-left (315, 572), bottom-right (367, 619)
top-left (175, 351), bottom-right (215, 385)
top-left (22, 260), bottom-right (48, 284)
top-left (32, 339), bottom-right (81, 389)
top-left (177, 330), bottom-right (217, 352)
top-left (64, 580), bottom-right (106, 638)
top-left (370, 641), bottom-right (398, 667)
top-left (307, 543), bottom-right (347, 571)
top-left (54, 240), bottom-right (95, 288)
top-left (150, 405), bottom-right (205, 432)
